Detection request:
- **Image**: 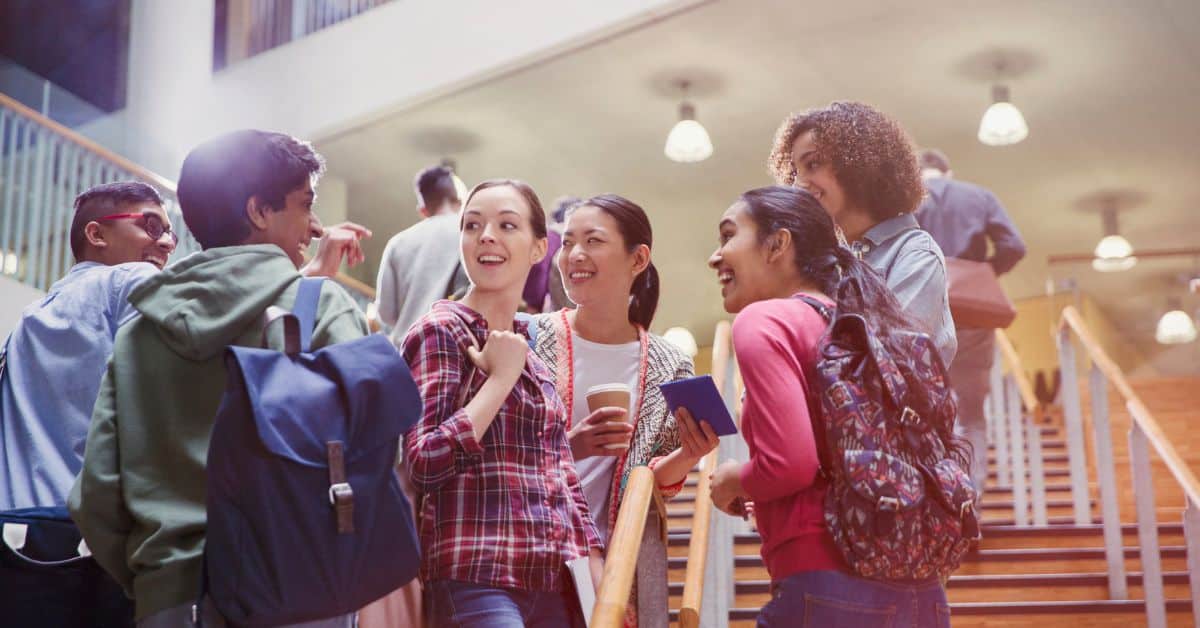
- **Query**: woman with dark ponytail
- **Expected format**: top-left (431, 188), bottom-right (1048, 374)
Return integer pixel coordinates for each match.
top-left (531, 194), bottom-right (718, 628)
top-left (707, 186), bottom-right (963, 627)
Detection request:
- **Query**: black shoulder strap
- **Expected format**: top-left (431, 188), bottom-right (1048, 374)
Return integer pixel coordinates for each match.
top-left (794, 294), bottom-right (833, 322)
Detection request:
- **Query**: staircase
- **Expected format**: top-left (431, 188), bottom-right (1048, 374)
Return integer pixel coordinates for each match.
top-left (663, 374), bottom-right (1200, 626)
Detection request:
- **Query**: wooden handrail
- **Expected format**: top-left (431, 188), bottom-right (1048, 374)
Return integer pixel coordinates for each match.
top-left (1059, 305), bottom-right (1200, 509)
top-left (1, 91), bottom-right (374, 300)
top-left (679, 320), bottom-right (733, 627)
top-left (333, 271), bottom-right (376, 301)
top-left (994, 329), bottom-right (1039, 414)
top-left (0, 92), bottom-right (177, 192)
top-left (591, 465), bottom-right (656, 628)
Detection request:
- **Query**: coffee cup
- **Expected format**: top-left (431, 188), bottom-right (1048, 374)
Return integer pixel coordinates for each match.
top-left (586, 383), bottom-right (632, 450)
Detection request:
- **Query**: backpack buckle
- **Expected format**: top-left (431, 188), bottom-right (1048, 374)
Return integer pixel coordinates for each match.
top-left (328, 482), bottom-right (352, 505)
top-left (328, 482), bottom-right (355, 534)
top-left (877, 495), bottom-right (900, 511)
top-left (899, 406), bottom-right (920, 426)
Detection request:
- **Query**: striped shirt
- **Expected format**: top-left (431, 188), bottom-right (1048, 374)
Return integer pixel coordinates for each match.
top-left (402, 300), bottom-right (602, 592)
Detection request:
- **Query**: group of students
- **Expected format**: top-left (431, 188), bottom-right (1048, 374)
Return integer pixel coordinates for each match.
top-left (1, 99), bottom-right (980, 628)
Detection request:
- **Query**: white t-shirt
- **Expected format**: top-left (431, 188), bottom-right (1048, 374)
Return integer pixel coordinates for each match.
top-left (570, 333), bottom-right (641, 543)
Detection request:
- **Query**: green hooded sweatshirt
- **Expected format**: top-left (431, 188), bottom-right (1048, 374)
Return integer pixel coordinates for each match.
top-left (68, 245), bottom-right (369, 620)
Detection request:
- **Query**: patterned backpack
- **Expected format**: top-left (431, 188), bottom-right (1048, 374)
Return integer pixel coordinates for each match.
top-left (798, 293), bottom-right (981, 582)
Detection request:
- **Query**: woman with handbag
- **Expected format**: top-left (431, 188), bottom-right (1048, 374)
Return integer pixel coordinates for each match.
top-left (767, 101), bottom-right (957, 367)
top-left (529, 194), bottom-right (720, 628)
top-left (706, 186), bottom-right (969, 627)
top-left (400, 179), bottom-right (603, 628)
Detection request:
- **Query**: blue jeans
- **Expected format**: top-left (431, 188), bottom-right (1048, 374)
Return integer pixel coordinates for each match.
top-left (425, 580), bottom-right (584, 628)
top-left (756, 570), bottom-right (950, 628)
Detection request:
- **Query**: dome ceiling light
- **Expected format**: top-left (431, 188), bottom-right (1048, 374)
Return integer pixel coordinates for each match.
top-left (1092, 205), bottom-right (1137, 273)
top-left (664, 80), bottom-right (713, 163)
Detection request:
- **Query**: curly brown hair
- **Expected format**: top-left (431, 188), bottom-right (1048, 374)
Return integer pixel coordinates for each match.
top-left (767, 101), bottom-right (924, 221)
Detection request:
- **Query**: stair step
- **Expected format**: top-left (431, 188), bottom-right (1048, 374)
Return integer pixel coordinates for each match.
top-left (991, 440), bottom-right (1066, 451)
top-left (987, 482), bottom-right (1072, 493)
top-left (968, 545), bottom-right (1188, 562)
top-left (950, 598), bottom-right (1194, 615)
top-left (980, 498), bottom-right (1087, 511)
top-left (990, 468), bottom-right (1070, 479)
top-left (989, 452), bottom-right (1068, 464)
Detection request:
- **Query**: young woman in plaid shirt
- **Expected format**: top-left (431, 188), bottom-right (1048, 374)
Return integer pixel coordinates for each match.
top-left (530, 195), bottom-right (720, 628)
top-left (401, 179), bottom-right (603, 627)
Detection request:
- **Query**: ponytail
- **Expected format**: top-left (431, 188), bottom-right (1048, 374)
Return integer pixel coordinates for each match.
top-left (629, 262), bottom-right (659, 329)
top-left (577, 194), bottom-right (660, 329)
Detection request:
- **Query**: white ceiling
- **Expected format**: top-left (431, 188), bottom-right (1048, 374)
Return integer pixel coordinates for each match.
top-left (318, 0), bottom-right (1200, 364)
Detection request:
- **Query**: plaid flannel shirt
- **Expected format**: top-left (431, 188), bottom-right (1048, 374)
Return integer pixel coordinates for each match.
top-left (402, 300), bottom-right (603, 592)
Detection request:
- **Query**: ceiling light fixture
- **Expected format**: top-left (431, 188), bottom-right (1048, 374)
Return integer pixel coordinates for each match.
top-left (663, 327), bottom-right (699, 358)
top-left (978, 84), bottom-right (1029, 146)
top-left (664, 80), bottom-right (713, 163)
top-left (1091, 205), bottom-right (1137, 272)
top-left (1155, 298), bottom-right (1197, 345)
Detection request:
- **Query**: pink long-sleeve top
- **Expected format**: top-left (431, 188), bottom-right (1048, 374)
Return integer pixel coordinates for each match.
top-left (734, 294), bottom-right (843, 581)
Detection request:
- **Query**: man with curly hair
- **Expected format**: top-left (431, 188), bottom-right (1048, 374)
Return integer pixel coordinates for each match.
top-left (768, 101), bottom-right (956, 366)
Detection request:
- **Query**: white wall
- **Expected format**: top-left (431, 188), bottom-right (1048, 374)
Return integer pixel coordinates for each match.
top-left (123, 0), bottom-right (704, 178)
top-left (0, 276), bottom-right (45, 338)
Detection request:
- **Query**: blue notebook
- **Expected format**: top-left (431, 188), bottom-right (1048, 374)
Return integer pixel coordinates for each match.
top-left (658, 375), bottom-right (738, 436)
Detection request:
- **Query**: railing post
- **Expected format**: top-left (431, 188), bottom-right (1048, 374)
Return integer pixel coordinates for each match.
top-left (1130, 422), bottom-right (1166, 628)
top-left (291, 0), bottom-right (308, 40)
top-left (1026, 412), bottom-right (1048, 526)
top-left (1183, 499), bottom-right (1200, 628)
top-left (701, 352), bottom-right (738, 628)
top-left (1057, 326), bottom-right (1092, 525)
top-left (989, 349), bottom-right (1011, 488)
top-left (1088, 365), bottom-right (1127, 599)
top-left (1006, 376), bottom-right (1028, 526)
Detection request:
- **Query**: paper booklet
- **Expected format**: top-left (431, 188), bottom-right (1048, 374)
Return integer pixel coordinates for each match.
top-left (567, 554), bottom-right (596, 626)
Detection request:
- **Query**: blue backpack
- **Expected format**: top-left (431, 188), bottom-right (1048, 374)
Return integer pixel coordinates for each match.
top-left (203, 278), bottom-right (422, 626)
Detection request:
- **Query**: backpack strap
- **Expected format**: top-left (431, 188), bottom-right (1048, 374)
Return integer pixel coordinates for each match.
top-left (295, 277), bottom-right (325, 353)
top-left (794, 294), bottom-right (833, 322)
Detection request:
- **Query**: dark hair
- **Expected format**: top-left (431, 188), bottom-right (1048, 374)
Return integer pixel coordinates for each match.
top-left (575, 194), bottom-right (659, 329)
top-left (738, 185), bottom-right (970, 468)
top-left (414, 165), bottom-right (460, 212)
top-left (767, 101), bottom-right (925, 221)
top-left (918, 148), bottom-right (951, 173)
top-left (461, 179), bottom-right (548, 240)
top-left (551, 195), bottom-right (581, 225)
top-left (70, 181), bottom-right (165, 261)
top-left (177, 129), bottom-right (325, 249)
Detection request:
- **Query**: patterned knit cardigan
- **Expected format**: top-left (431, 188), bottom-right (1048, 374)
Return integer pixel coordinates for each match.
top-left (532, 311), bottom-right (694, 628)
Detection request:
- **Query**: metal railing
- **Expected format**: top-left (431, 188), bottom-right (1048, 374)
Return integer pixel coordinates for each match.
top-left (0, 90), bottom-right (370, 303)
top-left (591, 465), bottom-right (658, 627)
top-left (678, 320), bottom-right (744, 628)
top-left (0, 92), bottom-right (200, 292)
top-left (988, 329), bottom-right (1048, 527)
top-left (217, 0), bottom-right (395, 69)
top-left (1057, 305), bottom-right (1200, 627)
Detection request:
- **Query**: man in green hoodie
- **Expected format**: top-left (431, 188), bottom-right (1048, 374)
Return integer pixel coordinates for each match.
top-left (69, 130), bottom-right (369, 627)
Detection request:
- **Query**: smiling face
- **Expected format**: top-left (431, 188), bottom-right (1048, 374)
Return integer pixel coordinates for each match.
top-left (460, 184), bottom-right (547, 294)
top-left (256, 177), bottom-right (323, 268)
top-left (789, 129), bottom-right (849, 222)
top-left (707, 201), bottom-right (778, 314)
top-left (89, 201), bottom-right (177, 269)
top-left (558, 204), bottom-right (648, 309)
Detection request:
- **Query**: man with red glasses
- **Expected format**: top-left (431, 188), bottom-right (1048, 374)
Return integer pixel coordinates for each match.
top-left (0, 181), bottom-right (175, 627)
top-left (1, 181), bottom-right (176, 513)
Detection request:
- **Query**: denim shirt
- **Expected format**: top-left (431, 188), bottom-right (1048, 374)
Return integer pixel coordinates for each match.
top-left (0, 261), bottom-right (157, 510)
top-left (850, 213), bottom-right (957, 366)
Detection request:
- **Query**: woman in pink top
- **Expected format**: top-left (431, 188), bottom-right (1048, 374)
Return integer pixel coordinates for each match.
top-left (706, 186), bottom-right (952, 627)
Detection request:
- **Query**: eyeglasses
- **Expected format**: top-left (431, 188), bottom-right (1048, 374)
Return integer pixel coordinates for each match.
top-left (95, 212), bottom-right (179, 244)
